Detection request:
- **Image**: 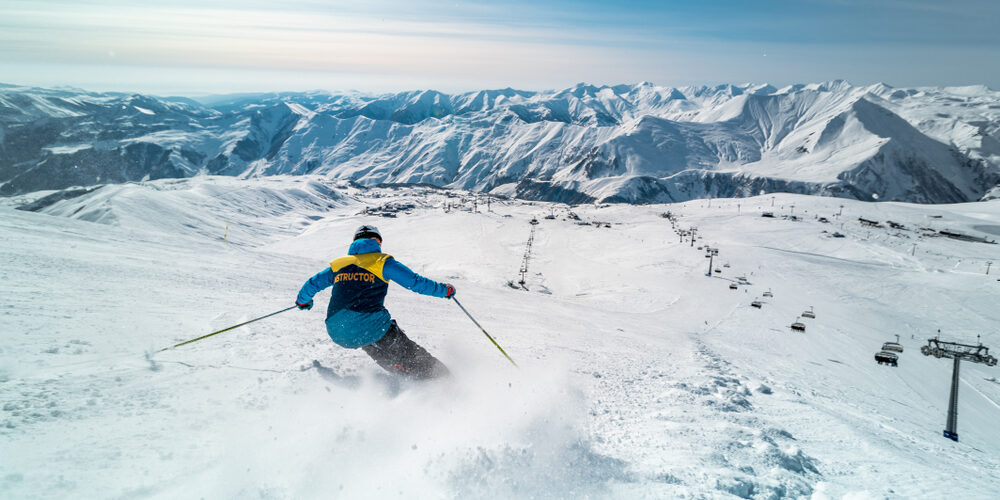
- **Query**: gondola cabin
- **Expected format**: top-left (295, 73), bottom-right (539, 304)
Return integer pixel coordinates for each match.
top-left (875, 351), bottom-right (898, 366)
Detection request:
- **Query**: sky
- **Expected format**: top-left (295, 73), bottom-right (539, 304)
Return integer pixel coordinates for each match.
top-left (0, 0), bottom-right (998, 95)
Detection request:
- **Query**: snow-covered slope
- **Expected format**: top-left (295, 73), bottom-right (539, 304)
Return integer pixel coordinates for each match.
top-left (3, 177), bottom-right (999, 498)
top-left (1, 81), bottom-right (999, 203)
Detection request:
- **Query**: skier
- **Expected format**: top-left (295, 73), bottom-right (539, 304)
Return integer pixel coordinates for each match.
top-left (295, 225), bottom-right (455, 380)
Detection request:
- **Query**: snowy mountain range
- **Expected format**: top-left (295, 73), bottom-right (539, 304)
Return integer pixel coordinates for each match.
top-left (2, 81), bottom-right (999, 203)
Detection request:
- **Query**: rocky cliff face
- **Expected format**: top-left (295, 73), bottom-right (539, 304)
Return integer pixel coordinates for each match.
top-left (1, 81), bottom-right (998, 203)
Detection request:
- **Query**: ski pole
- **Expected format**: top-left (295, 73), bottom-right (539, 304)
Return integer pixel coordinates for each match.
top-left (155, 305), bottom-right (297, 353)
top-left (452, 297), bottom-right (518, 367)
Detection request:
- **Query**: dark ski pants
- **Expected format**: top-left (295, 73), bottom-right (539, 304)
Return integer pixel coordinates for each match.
top-left (362, 321), bottom-right (450, 380)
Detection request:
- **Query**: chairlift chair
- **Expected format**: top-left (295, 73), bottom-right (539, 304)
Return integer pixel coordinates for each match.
top-left (881, 334), bottom-right (903, 353)
top-left (751, 300), bottom-right (762, 309)
top-left (882, 342), bottom-right (903, 353)
top-left (801, 306), bottom-right (816, 319)
top-left (763, 290), bottom-right (773, 298)
top-left (875, 351), bottom-right (899, 366)
top-left (729, 283), bottom-right (739, 290)
top-left (723, 263), bottom-right (731, 268)
top-left (790, 318), bottom-right (806, 332)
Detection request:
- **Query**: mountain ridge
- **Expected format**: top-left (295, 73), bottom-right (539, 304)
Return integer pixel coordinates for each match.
top-left (1, 81), bottom-right (998, 203)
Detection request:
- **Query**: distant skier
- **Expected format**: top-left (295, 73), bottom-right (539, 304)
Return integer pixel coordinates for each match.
top-left (295, 225), bottom-right (455, 380)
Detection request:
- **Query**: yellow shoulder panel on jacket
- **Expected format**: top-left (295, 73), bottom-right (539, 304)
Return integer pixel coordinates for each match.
top-left (330, 253), bottom-right (393, 282)
top-left (329, 255), bottom-right (358, 273)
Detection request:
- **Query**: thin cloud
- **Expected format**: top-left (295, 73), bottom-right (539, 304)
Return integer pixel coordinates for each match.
top-left (0, 0), bottom-right (997, 93)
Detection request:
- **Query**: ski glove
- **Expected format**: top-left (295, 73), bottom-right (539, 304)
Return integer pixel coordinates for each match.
top-left (296, 301), bottom-right (313, 310)
top-left (444, 284), bottom-right (456, 299)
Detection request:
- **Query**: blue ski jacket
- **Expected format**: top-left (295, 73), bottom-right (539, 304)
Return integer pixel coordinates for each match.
top-left (296, 238), bottom-right (450, 348)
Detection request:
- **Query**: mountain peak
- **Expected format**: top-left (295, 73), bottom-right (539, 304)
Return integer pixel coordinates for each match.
top-left (2, 82), bottom-right (997, 203)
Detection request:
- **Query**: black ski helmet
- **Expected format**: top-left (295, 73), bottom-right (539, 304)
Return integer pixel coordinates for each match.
top-left (353, 224), bottom-right (382, 242)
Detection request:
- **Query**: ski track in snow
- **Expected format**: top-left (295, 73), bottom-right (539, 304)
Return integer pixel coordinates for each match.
top-left (2, 176), bottom-right (999, 499)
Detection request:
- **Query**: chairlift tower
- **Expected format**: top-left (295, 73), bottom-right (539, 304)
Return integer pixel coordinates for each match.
top-left (518, 223), bottom-right (537, 287)
top-left (705, 248), bottom-right (718, 277)
top-left (920, 337), bottom-right (997, 441)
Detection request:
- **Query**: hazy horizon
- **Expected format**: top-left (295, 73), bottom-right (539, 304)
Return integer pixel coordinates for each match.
top-left (2, 77), bottom-right (999, 100)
